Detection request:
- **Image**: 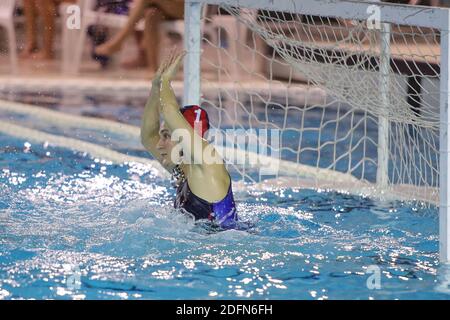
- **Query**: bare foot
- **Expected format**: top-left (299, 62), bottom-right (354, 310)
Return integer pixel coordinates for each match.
top-left (95, 39), bottom-right (123, 56)
top-left (32, 50), bottom-right (54, 60)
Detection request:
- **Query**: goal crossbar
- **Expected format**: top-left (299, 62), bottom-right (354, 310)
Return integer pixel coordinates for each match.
top-left (187, 0), bottom-right (450, 29)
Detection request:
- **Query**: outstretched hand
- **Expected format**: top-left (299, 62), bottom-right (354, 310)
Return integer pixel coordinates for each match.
top-left (157, 49), bottom-right (186, 84)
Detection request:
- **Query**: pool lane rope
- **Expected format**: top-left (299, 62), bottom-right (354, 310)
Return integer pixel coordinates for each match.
top-left (0, 100), bottom-right (359, 176)
top-left (0, 120), bottom-right (168, 177)
top-left (0, 99), bottom-right (140, 138)
top-left (0, 99), bottom-right (438, 203)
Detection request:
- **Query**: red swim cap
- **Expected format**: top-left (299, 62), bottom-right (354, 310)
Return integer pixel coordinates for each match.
top-left (180, 105), bottom-right (210, 138)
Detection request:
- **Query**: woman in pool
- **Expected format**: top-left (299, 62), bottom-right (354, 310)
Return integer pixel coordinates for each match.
top-left (140, 51), bottom-right (238, 229)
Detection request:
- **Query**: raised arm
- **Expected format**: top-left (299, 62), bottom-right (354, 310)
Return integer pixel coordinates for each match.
top-left (140, 75), bottom-right (170, 171)
top-left (159, 51), bottom-right (223, 168)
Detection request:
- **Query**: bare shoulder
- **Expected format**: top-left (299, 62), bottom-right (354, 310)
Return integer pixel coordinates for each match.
top-left (187, 163), bottom-right (231, 202)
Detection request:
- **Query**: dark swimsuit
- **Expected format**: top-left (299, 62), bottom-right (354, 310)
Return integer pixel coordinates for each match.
top-left (174, 177), bottom-right (238, 229)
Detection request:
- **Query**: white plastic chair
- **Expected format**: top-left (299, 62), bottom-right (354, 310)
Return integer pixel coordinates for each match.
top-left (61, 0), bottom-right (146, 74)
top-left (0, 0), bottom-right (18, 74)
top-left (201, 7), bottom-right (260, 80)
top-left (61, 1), bottom-right (250, 78)
top-left (62, 0), bottom-right (203, 74)
top-left (158, 6), bottom-right (260, 80)
top-left (161, 5), bottom-right (245, 80)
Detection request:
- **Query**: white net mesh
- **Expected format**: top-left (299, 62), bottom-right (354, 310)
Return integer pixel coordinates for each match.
top-left (198, 2), bottom-right (441, 204)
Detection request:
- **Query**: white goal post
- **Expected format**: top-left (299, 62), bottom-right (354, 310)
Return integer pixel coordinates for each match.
top-left (182, 0), bottom-right (450, 263)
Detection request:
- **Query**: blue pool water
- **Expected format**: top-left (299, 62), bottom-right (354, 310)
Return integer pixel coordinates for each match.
top-left (0, 91), bottom-right (448, 299)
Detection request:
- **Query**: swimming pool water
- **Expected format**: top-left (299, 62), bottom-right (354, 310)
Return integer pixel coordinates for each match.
top-left (0, 132), bottom-right (448, 300)
top-left (0, 91), bottom-right (448, 299)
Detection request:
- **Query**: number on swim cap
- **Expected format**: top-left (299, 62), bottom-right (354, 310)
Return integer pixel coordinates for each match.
top-left (194, 109), bottom-right (202, 123)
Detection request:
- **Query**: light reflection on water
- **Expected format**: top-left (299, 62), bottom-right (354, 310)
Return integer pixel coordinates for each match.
top-left (0, 128), bottom-right (448, 300)
top-left (0, 86), bottom-right (446, 300)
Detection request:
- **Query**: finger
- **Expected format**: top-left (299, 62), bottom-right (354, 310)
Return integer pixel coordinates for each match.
top-left (156, 61), bottom-right (164, 75)
top-left (170, 46), bottom-right (180, 64)
top-left (162, 56), bottom-right (170, 72)
top-left (165, 48), bottom-right (174, 67)
top-left (169, 49), bottom-right (177, 67)
top-left (168, 50), bottom-right (184, 70)
top-left (173, 48), bottom-right (185, 61)
top-left (174, 50), bottom-right (186, 64)
top-left (169, 52), bottom-right (185, 72)
top-left (161, 53), bottom-right (171, 73)
top-left (161, 53), bottom-right (172, 74)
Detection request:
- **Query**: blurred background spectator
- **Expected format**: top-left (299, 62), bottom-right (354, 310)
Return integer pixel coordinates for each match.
top-left (408, 0), bottom-right (440, 6)
top-left (94, 0), bottom-right (184, 74)
top-left (86, 1), bottom-right (133, 69)
top-left (0, 0), bottom-right (446, 78)
top-left (21, 0), bottom-right (76, 60)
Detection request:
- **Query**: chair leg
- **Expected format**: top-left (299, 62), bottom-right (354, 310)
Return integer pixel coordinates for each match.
top-left (61, 4), bottom-right (71, 73)
top-left (210, 17), bottom-right (241, 81)
top-left (223, 23), bottom-right (240, 81)
top-left (71, 19), bottom-right (89, 74)
top-left (6, 23), bottom-right (18, 74)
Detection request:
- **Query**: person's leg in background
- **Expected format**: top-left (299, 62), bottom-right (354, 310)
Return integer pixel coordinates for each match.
top-left (96, 0), bottom-right (184, 67)
top-left (143, 7), bottom-right (162, 74)
top-left (142, 1), bottom-right (184, 75)
top-left (95, 0), bottom-right (148, 56)
top-left (150, 0), bottom-right (184, 20)
top-left (33, 0), bottom-right (77, 60)
top-left (34, 0), bottom-right (58, 59)
top-left (20, 0), bottom-right (38, 58)
top-left (408, 0), bottom-right (441, 5)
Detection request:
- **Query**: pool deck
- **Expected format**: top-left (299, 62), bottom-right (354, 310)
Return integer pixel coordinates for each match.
top-left (0, 44), bottom-right (327, 108)
top-left (0, 48), bottom-right (160, 89)
top-left (0, 19), bottom-right (440, 103)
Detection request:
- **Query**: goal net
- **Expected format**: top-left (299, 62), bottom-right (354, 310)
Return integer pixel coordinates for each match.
top-left (187, 0), bottom-right (444, 205)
